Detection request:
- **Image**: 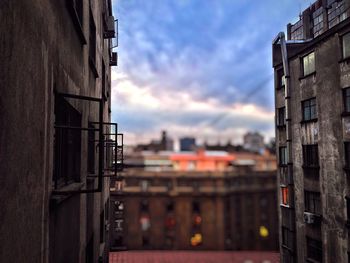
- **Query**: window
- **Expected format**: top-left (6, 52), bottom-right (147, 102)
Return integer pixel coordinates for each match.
top-left (342, 33), bottom-right (350, 59)
top-left (302, 52), bottom-right (315, 76)
top-left (53, 96), bottom-right (82, 187)
top-left (346, 197), bottom-right (350, 223)
top-left (305, 191), bottom-right (321, 215)
top-left (192, 201), bottom-right (200, 213)
top-left (313, 11), bottom-right (324, 37)
top-left (344, 142), bottom-right (350, 176)
top-left (306, 237), bottom-right (322, 262)
top-left (302, 145), bottom-right (319, 168)
top-left (281, 186), bottom-right (289, 206)
top-left (281, 227), bottom-right (294, 250)
top-left (345, 142), bottom-right (350, 168)
top-left (302, 98), bottom-right (317, 121)
top-left (100, 211), bottom-right (105, 244)
top-left (140, 200), bottom-right (149, 213)
top-left (74, 0), bottom-right (83, 26)
top-left (277, 68), bottom-right (285, 90)
top-left (87, 123), bottom-right (95, 174)
top-left (277, 107), bottom-right (286, 127)
top-left (343, 88), bottom-right (350, 113)
top-left (279, 146), bottom-right (288, 166)
top-left (89, 8), bottom-right (96, 65)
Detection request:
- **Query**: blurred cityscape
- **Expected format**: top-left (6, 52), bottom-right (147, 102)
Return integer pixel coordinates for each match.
top-left (110, 131), bottom-right (278, 252)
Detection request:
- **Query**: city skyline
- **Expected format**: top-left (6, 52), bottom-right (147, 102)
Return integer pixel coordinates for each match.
top-left (111, 0), bottom-right (310, 144)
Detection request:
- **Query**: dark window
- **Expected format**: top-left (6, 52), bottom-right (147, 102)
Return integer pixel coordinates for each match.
top-left (53, 96), bottom-right (82, 187)
top-left (302, 52), bottom-right (315, 76)
top-left (166, 202), bottom-right (174, 213)
top-left (306, 237), bottom-right (322, 262)
top-left (140, 200), bottom-right (149, 213)
top-left (102, 60), bottom-right (106, 99)
top-left (279, 146), bottom-right (288, 166)
top-left (89, 8), bottom-right (96, 65)
top-left (305, 191), bottom-right (321, 215)
top-left (343, 88), bottom-right (350, 113)
top-left (192, 201), bottom-right (200, 213)
top-left (343, 33), bottom-right (350, 59)
top-left (277, 107), bottom-right (286, 127)
top-left (345, 142), bottom-right (350, 168)
top-left (100, 211), bottom-right (104, 244)
top-left (281, 227), bottom-right (294, 250)
top-left (74, 0), bottom-right (83, 26)
top-left (302, 98), bottom-right (317, 121)
top-left (87, 122), bottom-right (95, 174)
top-left (302, 144), bottom-right (319, 168)
top-left (346, 197), bottom-right (350, 222)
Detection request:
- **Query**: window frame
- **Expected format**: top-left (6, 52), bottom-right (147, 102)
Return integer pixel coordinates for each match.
top-left (301, 97), bottom-right (317, 122)
top-left (304, 191), bottom-right (321, 215)
top-left (301, 51), bottom-right (316, 77)
top-left (66, 0), bottom-right (86, 45)
top-left (344, 142), bottom-right (350, 170)
top-left (53, 96), bottom-right (82, 188)
top-left (306, 237), bottom-right (322, 263)
top-left (281, 186), bottom-right (290, 206)
top-left (277, 106), bottom-right (286, 127)
top-left (343, 87), bottom-right (350, 114)
top-left (279, 146), bottom-right (288, 166)
top-left (342, 32), bottom-right (350, 60)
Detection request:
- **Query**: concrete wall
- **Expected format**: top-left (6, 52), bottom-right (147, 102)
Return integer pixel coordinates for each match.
top-left (0, 0), bottom-right (113, 262)
top-left (274, 16), bottom-right (350, 263)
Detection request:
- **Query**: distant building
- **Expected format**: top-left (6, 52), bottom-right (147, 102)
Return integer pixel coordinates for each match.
top-left (179, 137), bottom-right (196, 151)
top-left (135, 130), bottom-right (174, 152)
top-left (243, 132), bottom-right (265, 153)
top-left (110, 169), bottom-right (278, 251)
top-left (170, 149), bottom-right (235, 172)
top-left (273, 0), bottom-right (350, 262)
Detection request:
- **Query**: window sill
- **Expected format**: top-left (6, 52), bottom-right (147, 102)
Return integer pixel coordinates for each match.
top-left (50, 182), bottom-right (84, 204)
top-left (300, 118), bottom-right (318, 124)
top-left (299, 72), bottom-right (316, 80)
top-left (89, 57), bottom-right (99, 78)
top-left (66, 2), bottom-right (87, 45)
top-left (280, 204), bottom-right (291, 208)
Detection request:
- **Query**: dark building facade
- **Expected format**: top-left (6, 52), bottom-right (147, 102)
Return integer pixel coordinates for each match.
top-left (0, 0), bottom-right (119, 262)
top-left (110, 169), bottom-right (278, 251)
top-left (273, 0), bottom-right (350, 262)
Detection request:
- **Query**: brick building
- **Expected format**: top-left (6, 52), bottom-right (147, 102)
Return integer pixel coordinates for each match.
top-left (0, 0), bottom-right (119, 262)
top-left (273, 0), bottom-right (350, 262)
top-left (110, 168), bottom-right (278, 251)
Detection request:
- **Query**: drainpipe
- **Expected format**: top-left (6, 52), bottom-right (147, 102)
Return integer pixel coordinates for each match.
top-left (273, 32), bottom-right (293, 185)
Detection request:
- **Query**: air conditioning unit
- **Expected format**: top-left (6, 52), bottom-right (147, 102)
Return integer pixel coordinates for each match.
top-left (304, 212), bottom-right (318, 224)
top-left (110, 52), bottom-right (118, 66)
top-left (104, 16), bottom-right (115, 39)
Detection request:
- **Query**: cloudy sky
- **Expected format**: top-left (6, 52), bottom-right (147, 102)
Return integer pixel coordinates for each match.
top-left (111, 0), bottom-right (309, 146)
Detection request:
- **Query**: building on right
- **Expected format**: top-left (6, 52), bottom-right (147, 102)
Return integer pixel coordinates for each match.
top-left (273, 0), bottom-right (350, 262)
